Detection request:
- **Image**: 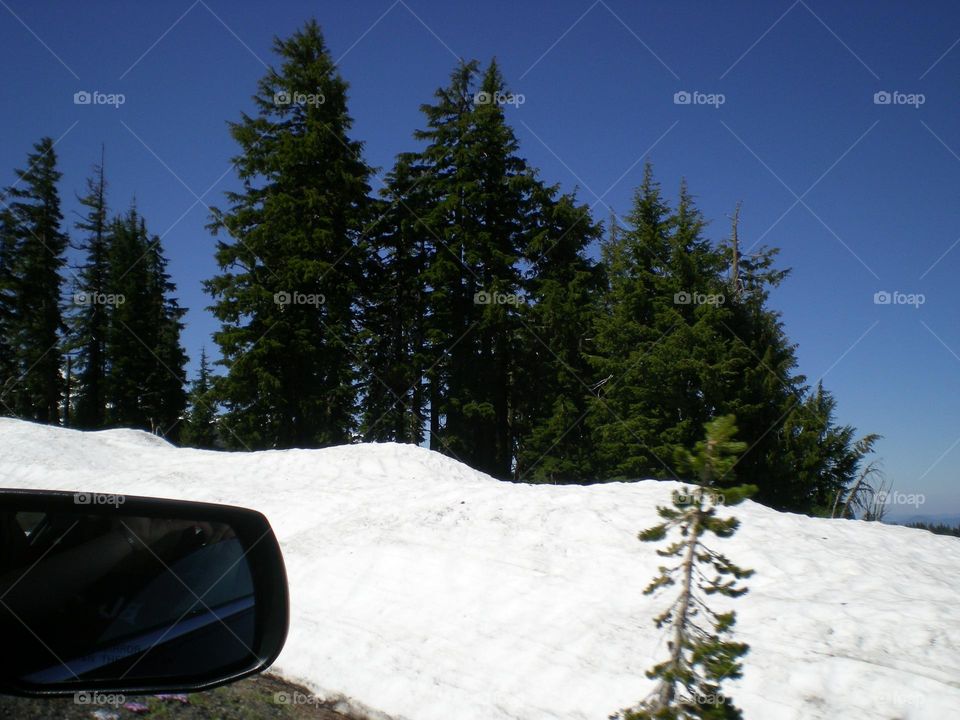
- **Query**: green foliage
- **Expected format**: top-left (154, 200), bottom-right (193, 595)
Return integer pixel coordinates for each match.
top-left (68, 154), bottom-right (110, 429)
top-left (357, 153), bottom-right (430, 445)
top-left (614, 416), bottom-right (754, 720)
top-left (673, 415), bottom-right (747, 485)
top-left (205, 19), bottom-right (372, 449)
top-left (395, 59), bottom-right (532, 477)
top-left (583, 163), bottom-right (877, 515)
top-left (103, 206), bottom-right (187, 439)
top-left (906, 521), bottom-right (960, 537)
top-left (0, 25), bottom-right (878, 525)
top-left (0, 208), bottom-right (18, 400)
top-left (181, 347), bottom-right (218, 448)
top-left (0, 138), bottom-right (68, 423)
top-left (513, 189), bottom-right (605, 482)
top-left (367, 57), bottom-right (603, 480)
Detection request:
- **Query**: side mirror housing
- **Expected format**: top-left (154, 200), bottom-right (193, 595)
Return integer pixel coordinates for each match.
top-left (0, 489), bottom-right (288, 697)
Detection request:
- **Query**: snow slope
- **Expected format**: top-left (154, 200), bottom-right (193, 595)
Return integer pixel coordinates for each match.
top-left (1, 418), bottom-right (958, 720)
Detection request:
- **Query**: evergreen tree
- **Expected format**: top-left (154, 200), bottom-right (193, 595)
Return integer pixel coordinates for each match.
top-left (514, 188), bottom-right (604, 481)
top-left (411, 61), bottom-right (478, 465)
top-left (69, 153), bottom-right (110, 428)
top-left (615, 416), bottom-right (755, 720)
top-left (394, 58), bottom-right (550, 478)
top-left (1, 138), bottom-right (68, 423)
top-left (358, 154), bottom-right (430, 444)
top-left (206, 19), bottom-right (372, 449)
top-left (778, 383), bottom-right (880, 514)
top-left (182, 346), bottom-right (218, 448)
top-left (103, 206), bottom-right (187, 439)
top-left (0, 209), bottom-right (17, 408)
top-left (104, 208), bottom-right (151, 428)
top-left (142, 224), bottom-right (188, 439)
top-left (584, 165), bottom-right (877, 515)
top-left (906, 521), bottom-right (960, 537)
top-left (461, 60), bottom-right (533, 478)
top-left (587, 163), bottom-right (676, 479)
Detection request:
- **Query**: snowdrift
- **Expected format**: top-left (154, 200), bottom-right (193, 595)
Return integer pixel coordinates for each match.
top-left (1, 418), bottom-right (958, 720)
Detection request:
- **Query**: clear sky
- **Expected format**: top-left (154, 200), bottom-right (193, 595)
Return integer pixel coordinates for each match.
top-left (2, 0), bottom-right (958, 517)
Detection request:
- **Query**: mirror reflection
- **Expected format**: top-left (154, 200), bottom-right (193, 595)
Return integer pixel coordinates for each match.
top-left (0, 506), bottom-right (256, 686)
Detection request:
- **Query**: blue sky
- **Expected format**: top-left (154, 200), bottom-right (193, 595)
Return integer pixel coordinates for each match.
top-left (1, 0), bottom-right (959, 516)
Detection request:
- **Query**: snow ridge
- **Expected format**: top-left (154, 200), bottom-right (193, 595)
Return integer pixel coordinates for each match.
top-left (2, 419), bottom-right (958, 720)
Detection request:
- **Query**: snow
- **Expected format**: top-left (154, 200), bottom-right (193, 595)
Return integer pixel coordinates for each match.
top-left (2, 417), bottom-right (959, 720)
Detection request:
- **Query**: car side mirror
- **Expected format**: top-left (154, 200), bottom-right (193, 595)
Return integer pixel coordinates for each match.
top-left (0, 489), bottom-right (288, 697)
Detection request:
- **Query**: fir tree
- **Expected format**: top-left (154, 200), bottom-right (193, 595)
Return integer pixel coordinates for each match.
top-left (103, 206), bottom-right (187, 439)
top-left (104, 208), bottom-right (151, 428)
top-left (615, 415), bottom-right (755, 720)
top-left (514, 188), bottom-right (604, 482)
top-left (398, 58), bottom-right (548, 477)
top-left (358, 154), bottom-right (430, 444)
top-left (587, 163), bottom-right (676, 479)
top-left (0, 209), bottom-right (17, 407)
top-left (778, 383), bottom-right (880, 514)
top-left (69, 152), bottom-right (110, 428)
top-left (181, 346), bottom-right (218, 448)
top-left (205, 19), bottom-right (372, 449)
top-left (142, 224), bottom-right (188, 439)
top-left (583, 165), bottom-right (876, 515)
top-left (1, 138), bottom-right (68, 423)
top-left (412, 60), bottom-right (478, 464)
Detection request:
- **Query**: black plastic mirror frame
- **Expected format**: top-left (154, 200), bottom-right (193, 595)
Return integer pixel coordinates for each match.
top-left (0, 488), bottom-right (289, 698)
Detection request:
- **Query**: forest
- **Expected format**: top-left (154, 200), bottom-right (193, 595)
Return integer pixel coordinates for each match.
top-left (0, 20), bottom-right (879, 516)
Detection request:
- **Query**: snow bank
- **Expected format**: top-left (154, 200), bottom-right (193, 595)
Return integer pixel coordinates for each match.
top-left (2, 418), bottom-right (958, 720)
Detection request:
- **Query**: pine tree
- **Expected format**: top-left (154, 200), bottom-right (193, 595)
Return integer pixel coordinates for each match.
top-left (103, 206), bottom-right (187, 439)
top-left (711, 213), bottom-right (804, 508)
top-left (583, 165), bottom-right (876, 514)
top-left (104, 208), bottom-right (151, 428)
top-left (358, 154), bottom-right (430, 444)
top-left (1, 138), bottom-right (68, 423)
top-left (412, 60), bottom-right (478, 465)
top-left (181, 346), bottom-right (218, 448)
top-left (514, 188), bottom-right (604, 482)
top-left (142, 223), bottom-right (188, 439)
top-left (69, 152), bottom-right (110, 428)
top-left (205, 19), bottom-right (372, 449)
top-left (616, 415), bottom-right (755, 720)
top-left (778, 383), bottom-right (880, 514)
top-left (587, 163), bottom-right (675, 479)
top-left (0, 209), bottom-right (17, 407)
top-left (394, 58), bottom-right (552, 477)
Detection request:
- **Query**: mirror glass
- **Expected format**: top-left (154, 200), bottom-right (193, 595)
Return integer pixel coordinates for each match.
top-left (0, 502), bottom-right (257, 688)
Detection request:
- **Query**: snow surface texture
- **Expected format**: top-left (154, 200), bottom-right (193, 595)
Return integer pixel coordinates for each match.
top-left (1, 418), bottom-right (958, 720)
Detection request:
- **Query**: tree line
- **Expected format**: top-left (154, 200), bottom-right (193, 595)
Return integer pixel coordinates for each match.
top-left (0, 144), bottom-right (188, 440)
top-left (0, 19), bottom-right (878, 515)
